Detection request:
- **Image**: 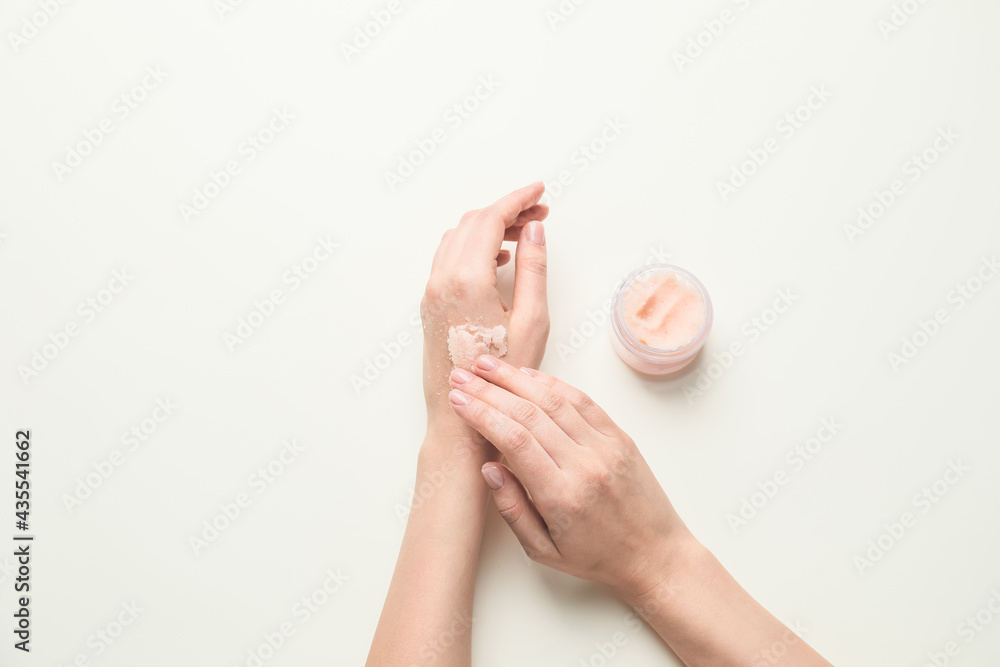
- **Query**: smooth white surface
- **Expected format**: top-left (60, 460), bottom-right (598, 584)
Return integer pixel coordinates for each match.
top-left (2, 1), bottom-right (999, 665)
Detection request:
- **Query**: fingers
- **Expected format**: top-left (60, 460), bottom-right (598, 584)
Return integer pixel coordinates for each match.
top-left (481, 463), bottom-right (558, 562)
top-left (511, 222), bottom-right (547, 320)
top-left (496, 249), bottom-right (511, 267)
top-left (502, 203), bottom-right (550, 241)
top-left (450, 366), bottom-right (576, 464)
top-left (520, 368), bottom-right (619, 436)
top-left (459, 182), bottom-right (546, 262)
top-left (495, 202), bottom-right (548, 263)
top-left (449, 388), bottom-right (559, 490)
top-left (515, 202), bottom-right (550, 226)
top-left (469, 355), bottom-right (594, 441)
top-left (489, 181), bottom-right (546, 226)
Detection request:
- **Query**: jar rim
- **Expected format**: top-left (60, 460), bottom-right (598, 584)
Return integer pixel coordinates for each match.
top-left (611, 264), bottom-right (713, 364)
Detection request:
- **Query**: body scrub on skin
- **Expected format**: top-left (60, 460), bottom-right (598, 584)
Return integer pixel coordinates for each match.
top-left (611, 264), bottom-right (712, 375)
top-left (448, 322), bottom-right (507, 369)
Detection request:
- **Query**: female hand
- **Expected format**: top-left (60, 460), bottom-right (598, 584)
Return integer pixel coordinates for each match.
top-left (421, 182), bottom-right (550, 444)
top-left (368, 187), bottom-right (550, 667)
top-left (446, 355), bottom-right (697, 599)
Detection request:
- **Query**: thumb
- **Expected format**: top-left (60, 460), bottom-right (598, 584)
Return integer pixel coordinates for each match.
top-left (512, 221), bottom-right (548, 323)
top-left (481, 463), bottom-right (557, 563)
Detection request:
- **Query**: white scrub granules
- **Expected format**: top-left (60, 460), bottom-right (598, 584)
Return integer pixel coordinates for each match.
top-left (447, 322), bottom-right (507, 369)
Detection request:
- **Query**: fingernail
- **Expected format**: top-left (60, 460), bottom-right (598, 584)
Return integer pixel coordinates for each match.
top-left (475, 355), bottom-right (499, 371)
top-left (449, 389), bottom-right (471, 406)
top-left (519, 367), bottom-right (537, 377)
top-left (450, 368), bottom-right (473, 384)
top-left (482, 465), bottom-right (505, 490)
top-left (526, 221), bottom-right (545, 246)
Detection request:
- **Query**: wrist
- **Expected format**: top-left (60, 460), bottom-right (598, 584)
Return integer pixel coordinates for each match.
top-left (420, 418), bottom-right (493, 469)
top-left (426, 409), bottom-right (481, 442)
top-left (616, 533), bottom-right (712, 616)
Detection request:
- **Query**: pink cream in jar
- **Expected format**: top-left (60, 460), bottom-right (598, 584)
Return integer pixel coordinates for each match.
top-left (610, 264), bottom-right (713, 375)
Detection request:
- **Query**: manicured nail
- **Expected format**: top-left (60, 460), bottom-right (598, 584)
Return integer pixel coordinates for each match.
top-left (482, 465), bottom-right (505, 490)
top-left (450, 368), bottom-right (473, 384)
top-left (475, 355), bottom-right (500, 371)
top-left (449, 389), bottom-right (471, 406)
top-left (526, 221), bottom-right (545, 246)
top-left (519, 367), bottom-right (537, 377)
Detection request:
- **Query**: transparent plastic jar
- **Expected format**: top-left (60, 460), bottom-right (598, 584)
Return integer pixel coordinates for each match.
top-left (610, 264), bottom-right (713, 375)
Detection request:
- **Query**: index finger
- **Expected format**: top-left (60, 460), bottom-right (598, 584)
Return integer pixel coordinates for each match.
top-left (449, 387), bottom-right (561, 492)
top-left (459, 182), bottom-right (546, 261)
top-left (470, 356), bottom-right (594, 441)
top-left (488, 181), bottom-right (546, 226)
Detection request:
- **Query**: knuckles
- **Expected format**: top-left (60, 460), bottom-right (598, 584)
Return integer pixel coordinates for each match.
top-left (509, 401), bottom-right (540, 429)
top-left (422, 270), bottom-right (486, 309)
top-left (501, 423), bottom-right (532, 454)
top-left (607, 450), bottom-right (631, 477)
top-left (587, 465), bottom-right (615, 491)
top-left (548, 461), bottom-right (615, 519)
top-left (496, 497), bottom-right (522, 525)
top-left (537, 389), bottom-right (566, 415)
top-left (557, 492), bottom-right (588, 519)
top-left (572, 390), bottom-right (596, 413)
top-left (518, 256), bottom-right (548, 276)
top-left (464, 400), bottom-right (489, 425)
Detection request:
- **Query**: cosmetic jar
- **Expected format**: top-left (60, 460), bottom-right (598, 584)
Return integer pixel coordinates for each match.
top-left (610, 264), bottom-right (713, 375)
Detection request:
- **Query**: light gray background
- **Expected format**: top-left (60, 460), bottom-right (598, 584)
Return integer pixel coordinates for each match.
top-left (2, 0), bottom-right (999, 665)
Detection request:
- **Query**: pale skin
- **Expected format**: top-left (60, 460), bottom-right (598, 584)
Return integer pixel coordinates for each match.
top-left (367, 182), bottom-right (833, 666)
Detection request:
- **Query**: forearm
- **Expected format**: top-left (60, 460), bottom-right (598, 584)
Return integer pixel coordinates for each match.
top-left (621, 538), bottom-right (831, 666)
top-left (367, 432), bottom-right (490, 667)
